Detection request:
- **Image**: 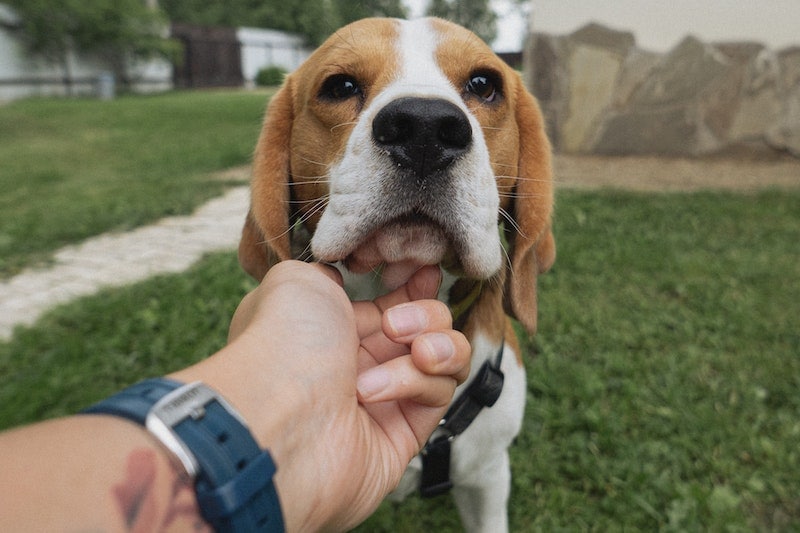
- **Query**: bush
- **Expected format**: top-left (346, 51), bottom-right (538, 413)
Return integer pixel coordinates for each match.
top-left (255, 66), bottom-right (287, 87)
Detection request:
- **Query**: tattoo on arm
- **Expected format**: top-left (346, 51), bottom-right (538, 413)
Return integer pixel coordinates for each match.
top-left (113, 449), bottom-right (212, 532)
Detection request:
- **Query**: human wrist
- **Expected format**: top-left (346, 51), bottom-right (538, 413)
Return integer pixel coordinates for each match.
top-left (168, 334), bottom-right (319, 531)
top-left (84, 377), bottom-right (285, 532)
top-left (168, 330), bottom-right (307, 449)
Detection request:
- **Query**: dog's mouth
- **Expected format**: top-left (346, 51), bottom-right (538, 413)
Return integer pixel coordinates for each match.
top-left (342, 213), bottom-right (460, 289)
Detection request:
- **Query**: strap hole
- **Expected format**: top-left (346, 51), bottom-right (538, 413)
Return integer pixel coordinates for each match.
top-left (237, 459), bottom-right (247, 471)
top-left (217, 432), bottom-right (229, 443)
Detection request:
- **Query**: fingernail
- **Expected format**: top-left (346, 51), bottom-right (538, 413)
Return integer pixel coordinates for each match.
top-left (386, 304), bottom-right (427, 337)
top-left (357, 367), bottom-right (390, 400)
top-left (422, 333), bottom-right (456, 363)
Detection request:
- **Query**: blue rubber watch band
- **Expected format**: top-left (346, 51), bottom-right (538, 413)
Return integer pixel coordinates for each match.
top-left (84, 378), bottom-right (284, 533)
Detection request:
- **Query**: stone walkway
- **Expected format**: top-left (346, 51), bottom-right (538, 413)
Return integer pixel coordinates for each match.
top-left (0, 186), bottom-right (250, 340)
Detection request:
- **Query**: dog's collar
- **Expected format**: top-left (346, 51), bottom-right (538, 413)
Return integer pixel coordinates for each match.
top-left (448, 279), bottom-right (484, 328)
top-left (419, 342), bottom-right (505, 498)
top-left (445, 223), bottom-right (509, 327)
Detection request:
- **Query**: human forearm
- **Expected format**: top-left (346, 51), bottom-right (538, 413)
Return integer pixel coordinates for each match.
top-left (0, 414), bottom-right (207, 532)
top-left (0, 262), bottom-right (469, 533)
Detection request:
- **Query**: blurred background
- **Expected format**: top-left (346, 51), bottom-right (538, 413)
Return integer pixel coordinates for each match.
top-left (2, 0), bottom-right (798, 158)
top-left (1, 3), bottom-right (799, 531)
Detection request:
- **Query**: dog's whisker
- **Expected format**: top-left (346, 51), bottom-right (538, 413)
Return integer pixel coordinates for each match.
top-left (287, 196), bottom-right (328, 206)
top-left (263, 197), bottom-right (329, 246)
top-left (331, 121), bottom-right (358, 132)
top-left (297, 240), bottom-right (315, 262)
top-left (500, 247), bottom-right (514, 283)
top-left (297, 197), bottom-right (330, 224)
top-left (495, 174), bottom-right (552, 183)
top-left (498, 192), bottom-right (547, 199)
top-left (294, 202), bottom-right (328, 225)
top-left (498, 207), bottom-right (528, 239)
top-left (288, 175), bottom-right (331, 185)
top-left (290, 149), bottom-right (330, 168)
top-left (480, 125), bottom-right (509, 133)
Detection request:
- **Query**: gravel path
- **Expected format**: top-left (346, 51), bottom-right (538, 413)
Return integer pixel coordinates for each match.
top-left (0, 187), bottom-right (249, 340)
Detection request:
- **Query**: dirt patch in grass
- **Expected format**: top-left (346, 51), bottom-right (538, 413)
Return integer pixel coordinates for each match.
top-left (554, 153), bottom-right (800, 192)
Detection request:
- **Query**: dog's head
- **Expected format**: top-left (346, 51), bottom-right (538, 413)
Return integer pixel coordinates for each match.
top-left (239, 17), bottom-right (555, 333)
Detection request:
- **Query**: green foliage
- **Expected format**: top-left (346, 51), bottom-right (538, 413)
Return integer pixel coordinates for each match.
top-left (426, 0), bottom-right (497, 44)
top-left (159, 0), bottom-right (406, 46)
top-left (2, 189), bottom-right (799, 530)
top-left (160, 0), bottom-right (333, 45)
top-left (332, 0), bottom-right (408, 25)
top-left (5, 0), bottom-right (179, 83)
top-left (0, 90), bottom-right (272, 276)
top-left (255, 66), bottom-right (287, 87)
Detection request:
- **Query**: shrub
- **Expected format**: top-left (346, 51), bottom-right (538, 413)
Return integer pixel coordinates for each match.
top-left (255, 66), bottom-right (287, 87)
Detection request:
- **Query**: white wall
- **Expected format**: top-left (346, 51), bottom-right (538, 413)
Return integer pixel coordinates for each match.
top-left (1, 2), bottom-right (313, 101)
top-left (0, 3), bottom-right (172, 101)
top-left (237, 27), bottom-right (312, 86)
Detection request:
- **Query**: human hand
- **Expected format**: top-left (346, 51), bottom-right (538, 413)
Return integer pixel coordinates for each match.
top-left (173, 260), bottom-right (470, 531)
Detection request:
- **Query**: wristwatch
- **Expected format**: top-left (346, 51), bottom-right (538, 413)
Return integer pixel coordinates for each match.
top-left (83, 378), bottom-right (284, 532)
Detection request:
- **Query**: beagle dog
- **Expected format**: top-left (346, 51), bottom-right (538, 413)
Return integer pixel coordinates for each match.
top-left (239, 17), bottom-right (555, 533)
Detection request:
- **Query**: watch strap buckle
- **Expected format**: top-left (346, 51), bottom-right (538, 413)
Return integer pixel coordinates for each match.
top-left (145, 381), bottom-right (246, 479)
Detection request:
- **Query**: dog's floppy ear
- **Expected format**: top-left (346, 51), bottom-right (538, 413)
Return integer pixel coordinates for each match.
top-left (503, 78), bottom-right (556, 334)
top-left (239, 80), bottom-right (295, 281)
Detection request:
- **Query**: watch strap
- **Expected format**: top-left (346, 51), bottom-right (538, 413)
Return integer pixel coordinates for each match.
top-left (84, 378), bottom-right (284, 532)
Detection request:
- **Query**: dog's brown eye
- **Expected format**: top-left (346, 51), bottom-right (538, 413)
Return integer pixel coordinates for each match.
top-left (466, 74), bottom-right (499, 103)
top-left (320, 74), bottom-right (362, 101)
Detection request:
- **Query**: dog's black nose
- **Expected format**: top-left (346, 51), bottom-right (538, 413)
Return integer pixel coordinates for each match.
top-left (372, 97), bottom-right (472, 180)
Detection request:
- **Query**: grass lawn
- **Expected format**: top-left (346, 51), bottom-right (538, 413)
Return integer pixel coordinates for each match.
top-left (1, 185), bottom-right (798, 530)
top-left (0, 89), bottom-right (272, 276)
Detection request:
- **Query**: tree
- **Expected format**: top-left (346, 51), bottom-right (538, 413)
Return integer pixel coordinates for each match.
top-left (159, 0), bottom-right (408, 46)
top-left (426, 0), bottom-right (497, 44)
top-left (160, 0), bottom-right (333, 44)
top-left (6, 0), bottom-right (177, 92)
top-left (332, 0), bottom-right (408, 26)
top-left (244, 0), bottom-right (334, 46)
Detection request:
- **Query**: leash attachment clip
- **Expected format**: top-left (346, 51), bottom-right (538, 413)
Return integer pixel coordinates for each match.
top-left (420, 430), bottom-right (455, 498)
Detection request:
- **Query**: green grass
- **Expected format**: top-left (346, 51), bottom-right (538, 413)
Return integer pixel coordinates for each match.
top-left (514, 190), bottom-right (800, 531)
top-left (2, 188), bottom-right (798, 530)
top-left (0, 90), bottom-right (272, 276)
top-left (0, 252), bottom-right (256, 423)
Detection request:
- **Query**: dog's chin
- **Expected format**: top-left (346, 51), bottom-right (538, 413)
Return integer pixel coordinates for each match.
top-left (343, 219), bottom-right (452, 290)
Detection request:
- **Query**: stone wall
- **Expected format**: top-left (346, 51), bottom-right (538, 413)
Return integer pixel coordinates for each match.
top-left (524, 23), bottom-right (800, 157)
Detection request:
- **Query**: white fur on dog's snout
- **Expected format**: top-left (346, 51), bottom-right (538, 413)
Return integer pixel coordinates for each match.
top-left (310, 18), bottom-right (502, 289)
